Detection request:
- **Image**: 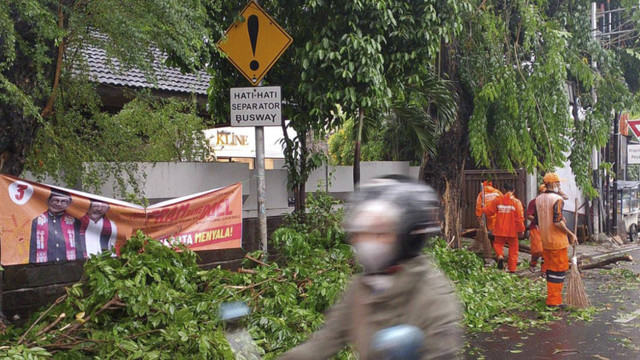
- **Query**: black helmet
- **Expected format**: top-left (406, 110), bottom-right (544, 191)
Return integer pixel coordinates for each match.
top-left (344, 176), bottom-right (441, 261)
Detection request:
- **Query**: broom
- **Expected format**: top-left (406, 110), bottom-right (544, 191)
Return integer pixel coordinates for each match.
top-left (476, 184), bottom-right (493, 262)
top-left (566, 200), bottom-right (589, 308)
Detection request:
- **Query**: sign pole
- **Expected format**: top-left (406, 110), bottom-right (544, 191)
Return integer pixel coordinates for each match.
top-left (256, 124), bottom-right (268, 260)
top-left (218, 0), bottom-right (292, 262)
top-left (254, 0), bottom-right (268, 261)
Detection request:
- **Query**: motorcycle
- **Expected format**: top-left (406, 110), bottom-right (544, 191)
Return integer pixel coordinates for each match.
top-left (220, 301), bottom-right (425, 360)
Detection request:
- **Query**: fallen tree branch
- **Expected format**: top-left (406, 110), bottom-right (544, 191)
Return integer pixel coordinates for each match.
top-left (123, 329), bottom-right (164, 340)
top-left (461, 228), bottom-right (478, 238)
top-left (237, 267), bottom-right (257, 275)
top-left (245, 254), bottom-right (269, 267)
top-left (41, 337), bottom-right (104, 351)
top-left (579, 255), bottom-right (633, 271)
top-left (63, 295), bottom-right (122, 336)
top-left (36, 313), bottom-right (66, 337)
top-left (18, 294), bottom-right (67, 344)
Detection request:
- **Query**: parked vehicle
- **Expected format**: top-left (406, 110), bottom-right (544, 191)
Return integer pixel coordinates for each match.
top-left (615, 181), bottom-right (640, 242)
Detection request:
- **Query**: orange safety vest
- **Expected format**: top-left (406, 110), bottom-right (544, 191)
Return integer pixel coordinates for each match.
top-left (535, 192), bottom-right (569, 250)
top-left (484, 192), bottom-right (525, 238)
top-left (476, 186), bottom-right (502, 231)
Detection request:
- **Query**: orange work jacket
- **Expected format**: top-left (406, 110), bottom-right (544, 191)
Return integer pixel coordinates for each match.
top-left (535, 192), bottom-right (569, 250)
top-left (476, 185), bottom-right (502, 231)
top-left (483, 192), bottom-right (525, 238)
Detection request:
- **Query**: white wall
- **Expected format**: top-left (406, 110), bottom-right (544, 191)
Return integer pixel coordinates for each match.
top-left (306, 161), bottom-right (414, 193)
top-left (25, 161), bottom-right (419, 218)
top-left (93, 162), bottom-right (252, 200)
top-left (555, 159), bottom-right (586, 214)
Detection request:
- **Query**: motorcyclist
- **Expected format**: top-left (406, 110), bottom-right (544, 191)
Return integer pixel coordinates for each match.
top-left (279, 176), bottom-right (463, 359)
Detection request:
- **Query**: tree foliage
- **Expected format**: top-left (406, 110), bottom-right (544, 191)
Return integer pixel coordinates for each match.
top-left (461, 0), bottom-right (638, 197)
top-left (206, 0), bottom-right (467, 207)
top-left (0, 0), bottom-right (212, 179)
top-left (328, 115), bottom-right (385, 166)
top-left (25, 87), bottom-right (213, 194)
top-left (328, 70), bottom-right (458, 166)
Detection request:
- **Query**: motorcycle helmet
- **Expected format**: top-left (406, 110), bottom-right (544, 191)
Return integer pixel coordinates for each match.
top-left (344, 175), bottom-right (441, 262)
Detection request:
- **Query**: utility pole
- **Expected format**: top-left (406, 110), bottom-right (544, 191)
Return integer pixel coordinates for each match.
top-left (590, 1), bottom-right (639, 237)
top-left (590, 2), bottom-right (602, 235)
top-left (613, 111), bottom-right (620, 236)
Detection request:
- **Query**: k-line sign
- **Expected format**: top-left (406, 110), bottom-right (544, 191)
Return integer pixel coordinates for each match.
top-left (0, 175), bottom-right (242, 265)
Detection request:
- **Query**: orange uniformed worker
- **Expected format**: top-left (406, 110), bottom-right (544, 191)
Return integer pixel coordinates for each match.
top-left (534, 173), bottom-right (578, 308)
top-left (526, 185), bottom-right (546, 275)
top-left (476, 180), bottom-right (503, 232)
top-left (483, 182), bottom-right (525, 272)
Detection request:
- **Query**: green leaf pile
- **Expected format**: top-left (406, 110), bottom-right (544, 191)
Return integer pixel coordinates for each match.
top-left (427, 240), bottom-right (558, 332)
top-left (0, 192), bottom-right (354, 359)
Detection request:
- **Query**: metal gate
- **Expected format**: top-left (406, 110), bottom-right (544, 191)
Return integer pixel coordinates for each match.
top-left (461, 169), bottom-right (527, 230)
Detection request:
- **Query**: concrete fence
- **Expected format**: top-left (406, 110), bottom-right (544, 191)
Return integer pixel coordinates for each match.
top-left (59, 161), bottom-right (421, 215)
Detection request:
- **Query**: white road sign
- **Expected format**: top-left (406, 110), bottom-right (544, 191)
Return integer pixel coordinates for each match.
top-left (628, 144), bottom-right (640, 165)
top-left (230, 86), bottom-right (282, 127)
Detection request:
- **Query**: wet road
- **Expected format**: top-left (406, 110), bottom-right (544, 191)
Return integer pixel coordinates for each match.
top-left (464, 245), bottom-right (640, 359)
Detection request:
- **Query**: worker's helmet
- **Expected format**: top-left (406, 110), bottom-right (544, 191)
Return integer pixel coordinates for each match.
top-left (543, 172), bottom-right (564, 184)
top-left (344, 175), bottom-right (441, 262)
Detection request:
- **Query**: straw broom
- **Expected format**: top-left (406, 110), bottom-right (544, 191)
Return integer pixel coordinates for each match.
top-left (566, 200), bottom-right (589, 308)
top-left (477, 217), bottom-right (492, 261)
top-left (476, 184), bottom-right (493, 262)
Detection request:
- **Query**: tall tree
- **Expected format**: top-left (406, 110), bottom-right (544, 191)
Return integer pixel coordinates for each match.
top-left (0, 0), bottom-right (212, 176)
top-left (327, 73), bottom-right (458, 169)
top-left (426, 0), bottom-right (640, 241)
top-left (26, 88), bottom-right (213, 195)
top-left (206, 0), bottom-right (466, 210)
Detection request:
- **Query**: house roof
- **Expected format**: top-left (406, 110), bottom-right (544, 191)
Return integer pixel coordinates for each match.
top-left (81, 45), bottom-right (211, 96)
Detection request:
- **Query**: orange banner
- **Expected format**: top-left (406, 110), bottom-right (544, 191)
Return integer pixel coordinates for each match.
top-left (0, 175), bottom-right (242, 265)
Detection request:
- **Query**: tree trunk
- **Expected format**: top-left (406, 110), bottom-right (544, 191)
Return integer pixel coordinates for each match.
top-left (579, 255), bottom-right (633, 270)
top-left (418, 150), bottom-right (428, 181)
top-left (1, 6), bottom-right (61, 176)
top-left (296, 131), bottom-right (308, 213)
top-left (423, 40), bottom-right (472, 246)
top-left (0, 112), bottom-right (38, 176)
top-left (353, 109), bottom-right (364, 186)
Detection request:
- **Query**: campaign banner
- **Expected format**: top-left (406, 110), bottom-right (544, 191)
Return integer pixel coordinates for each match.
top-left (0, 174), bottom-right (242, 266)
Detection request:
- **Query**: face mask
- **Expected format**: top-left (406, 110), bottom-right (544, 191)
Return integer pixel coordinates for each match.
top-left (353, 240), bottom-right (396, 274)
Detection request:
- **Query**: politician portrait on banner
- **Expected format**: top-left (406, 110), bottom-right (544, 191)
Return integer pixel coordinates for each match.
top-left (0, 175), bottom-right (129, 265)
top-left (0, 175), bottom-right (243, 266)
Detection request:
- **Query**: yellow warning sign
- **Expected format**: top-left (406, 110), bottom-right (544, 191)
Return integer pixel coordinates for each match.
top-left (217, 1), bottom-right (293, 86)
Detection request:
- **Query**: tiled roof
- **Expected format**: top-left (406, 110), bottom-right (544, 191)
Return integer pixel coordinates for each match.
top-left (81, 45), bottom-right (211, 95)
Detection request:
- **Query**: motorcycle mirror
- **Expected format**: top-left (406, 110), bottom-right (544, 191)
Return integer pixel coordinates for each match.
top-left (372, 324), bottom-right (424, 360)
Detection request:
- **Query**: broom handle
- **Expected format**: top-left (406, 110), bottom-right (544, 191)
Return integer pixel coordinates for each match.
top-left (481, 183), bottom-right (487, 226)
top-left (573, 198), bottom-right (579, 258)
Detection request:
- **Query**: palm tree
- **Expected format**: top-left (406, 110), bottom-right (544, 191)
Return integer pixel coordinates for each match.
top-left (383, 69), bottom-right (458, 180)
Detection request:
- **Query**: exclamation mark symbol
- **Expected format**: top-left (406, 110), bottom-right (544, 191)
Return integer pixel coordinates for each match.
top-left (248, 15), bottom-right (260, 75)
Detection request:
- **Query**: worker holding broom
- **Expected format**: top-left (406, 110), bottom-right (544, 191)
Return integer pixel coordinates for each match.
top-left (475, 180), bottom-right (501, 262)
top-left (534, 173), bottom-right (578, 308)
top-left (482, 182), bottom-right (525, 272)
top-left (526, 185), bottom-right (546, 276)
top-left (476, 180), bottom-right (502, 233)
